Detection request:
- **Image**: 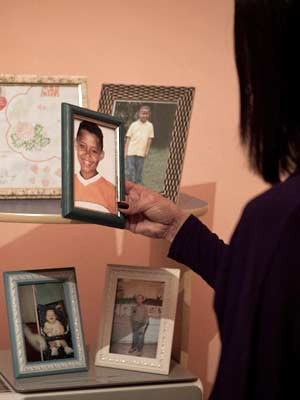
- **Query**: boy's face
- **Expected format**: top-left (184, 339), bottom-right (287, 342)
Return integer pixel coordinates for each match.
top-left (46, 310), bottom-right (57, 323)
top-left (76, 129), bottom-right (104, 179)
top-left (138, 108), bottom-right (150, 123)
top-left (136, 295), bottom-right (144, 304)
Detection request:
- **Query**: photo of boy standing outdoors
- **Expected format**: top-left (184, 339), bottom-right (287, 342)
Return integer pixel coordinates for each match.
top-left (128, 294), bottom-right (149, 357)
top-left (124, 105), bottom-right (154, 184)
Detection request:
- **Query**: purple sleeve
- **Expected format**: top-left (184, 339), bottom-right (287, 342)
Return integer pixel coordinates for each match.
top-left (168, 215), bottom-right (229, 289)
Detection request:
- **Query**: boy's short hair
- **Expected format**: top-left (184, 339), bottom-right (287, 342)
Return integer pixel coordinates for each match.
top-left (139, 105), bottom-right (151, 113)
top-left (76, 120), bottom-right (103, 151)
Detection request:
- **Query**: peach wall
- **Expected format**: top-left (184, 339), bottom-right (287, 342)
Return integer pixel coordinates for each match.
top-left (0, 0), bottom-right (267, 398)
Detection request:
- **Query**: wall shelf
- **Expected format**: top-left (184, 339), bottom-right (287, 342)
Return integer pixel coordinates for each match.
top-left (0, 193), bottom-right (207, 224)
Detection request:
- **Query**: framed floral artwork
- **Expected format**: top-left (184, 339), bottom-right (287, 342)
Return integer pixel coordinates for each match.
top-left (0, 74), bottom-right (87, 199)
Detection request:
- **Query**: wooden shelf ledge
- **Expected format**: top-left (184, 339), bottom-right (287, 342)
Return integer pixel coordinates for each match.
top-left (0, 193), bottom-right (208, 224)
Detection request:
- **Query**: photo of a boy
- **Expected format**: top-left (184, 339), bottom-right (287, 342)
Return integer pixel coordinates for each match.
top-left (109, 278), bottom-right (164, 359)
top-left (74, 120), bottom-right (116, 214)
top-left (129, 294), bottom-right (149, 356)
top-left (124, 105), bottom-right (154, 184)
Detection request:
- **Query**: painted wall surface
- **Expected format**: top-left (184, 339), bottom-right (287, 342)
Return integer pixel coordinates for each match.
top-left (0, 0), bottom-right (267, 398)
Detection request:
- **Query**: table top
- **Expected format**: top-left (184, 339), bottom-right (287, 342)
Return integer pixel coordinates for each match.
top-left (0, 350), bottom-right (198, 394)
top-left (0, 378), bottom-right (10, 393)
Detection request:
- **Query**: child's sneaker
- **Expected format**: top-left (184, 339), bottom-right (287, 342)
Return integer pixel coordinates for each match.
top-left (128, 348), bottom-right (136, 353)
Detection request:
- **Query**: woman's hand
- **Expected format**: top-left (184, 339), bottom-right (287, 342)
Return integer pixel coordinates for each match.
top-left (118, 181), bottom-right (189, 242)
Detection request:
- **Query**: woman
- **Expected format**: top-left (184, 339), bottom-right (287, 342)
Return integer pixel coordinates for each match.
top-left (118, 1), bottom-right (300, 399)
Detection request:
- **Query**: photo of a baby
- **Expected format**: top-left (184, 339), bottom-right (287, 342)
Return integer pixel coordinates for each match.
top-left (5, 268), bottom-right (87, 377)
top-left (19, 281), bottom-right (74, 362)
top-left (41, 304), bottom-right (73, 359)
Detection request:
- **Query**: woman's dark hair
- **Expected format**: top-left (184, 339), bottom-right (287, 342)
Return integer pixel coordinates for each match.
top-left (76, 120), bottom-right (103, 151)
top-left (235, 0), bottom-right (300, 183)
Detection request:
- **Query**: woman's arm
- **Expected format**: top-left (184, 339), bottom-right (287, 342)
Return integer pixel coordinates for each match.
top-left (168, 215), bottom-right (229, 289)
top-left (119, 181), bottom-right (228, 289)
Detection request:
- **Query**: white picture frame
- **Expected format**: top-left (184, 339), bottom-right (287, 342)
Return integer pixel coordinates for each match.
top-left (95, 264), bottom-right (180, 375)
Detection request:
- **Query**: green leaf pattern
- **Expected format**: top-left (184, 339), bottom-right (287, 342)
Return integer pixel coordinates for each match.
top-left (11, 123), bottom-right (51, 151)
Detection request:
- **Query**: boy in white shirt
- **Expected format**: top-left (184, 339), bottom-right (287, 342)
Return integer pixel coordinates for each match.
top-left (124, 105), bottom-right (154, 184)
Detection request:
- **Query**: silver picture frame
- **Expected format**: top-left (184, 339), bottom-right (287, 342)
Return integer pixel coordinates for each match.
top-left (3, 267), bottom-right (87, 378)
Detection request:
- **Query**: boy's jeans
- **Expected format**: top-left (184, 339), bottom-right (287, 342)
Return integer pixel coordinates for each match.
top-left (131, 321), bottom-right (146, 352)
top-left (125, 156), bottom-right (144, 184)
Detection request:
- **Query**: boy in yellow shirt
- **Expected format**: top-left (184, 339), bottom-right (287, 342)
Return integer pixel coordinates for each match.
top-left (124, 105), bottom-right (154, 184)
top-left (74, 120), bottom-right (116, 214)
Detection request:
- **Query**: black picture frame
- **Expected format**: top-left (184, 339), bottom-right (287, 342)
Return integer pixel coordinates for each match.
top-left (98, 84), bottom-right (195, 203)
top-left (61, 103), bottom-right (125, 228)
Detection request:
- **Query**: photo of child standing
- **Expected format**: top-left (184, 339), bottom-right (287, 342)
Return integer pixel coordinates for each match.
top-left (128, 294), bottom-right (149, 356)
top-left (124, 105), bottom-right (154, 184)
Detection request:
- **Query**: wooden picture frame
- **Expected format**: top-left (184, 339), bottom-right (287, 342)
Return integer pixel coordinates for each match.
top-left (3, 267), bottom-right (87, 378)
top-left (95, 264), bottom-right (180, 375)
top-left (61, 103), bottom-right (125, 228)
top-left (0, 74), bottom-right (87, 199)
top-left (98, 84), bottom-right (195, 203)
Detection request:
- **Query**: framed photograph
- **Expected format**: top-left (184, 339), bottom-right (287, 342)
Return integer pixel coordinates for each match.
top-left (0, 74), bottom-right (87, 199)
top-left (98, 84), bottom-right (195, 202)
top-left (3, 267), bottom-right (87, 378)
top-left (61, 103), bottom-right (125, 228)
top-left (95, 264), bottom-right (180, 375)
